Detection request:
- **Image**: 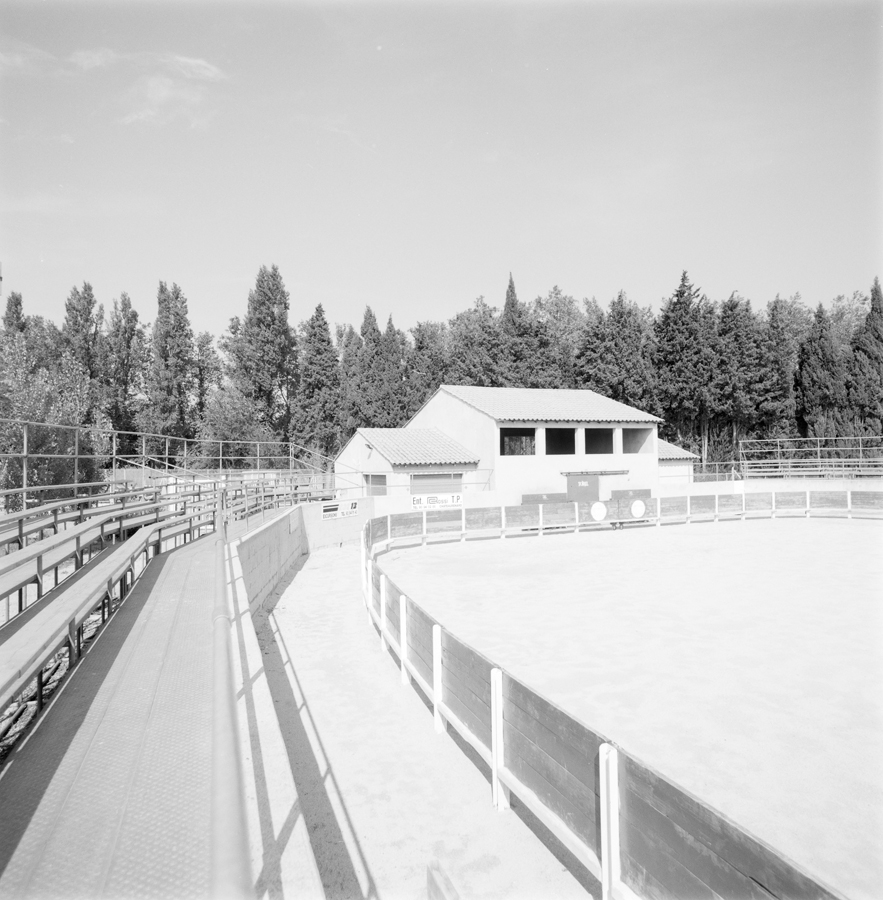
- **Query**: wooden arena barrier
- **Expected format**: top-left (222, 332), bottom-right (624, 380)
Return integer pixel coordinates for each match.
top-left (362, 491), bottom-right (881, 900)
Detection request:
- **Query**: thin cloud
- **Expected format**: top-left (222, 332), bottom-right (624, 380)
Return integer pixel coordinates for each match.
top-left (65, 47), bottom-right (226, 127)
top-left (69, 48), bottom-right (121, 70)
top-left (0, 41), bottom-right (58, 74)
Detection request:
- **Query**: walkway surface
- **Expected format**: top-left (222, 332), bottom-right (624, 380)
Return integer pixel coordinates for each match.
top-left (0, 530), bottom-right (221, 900)
top-left (381, 516), bottom-right (883, 900)
top-left (231, 541), bottom-right (595, 900)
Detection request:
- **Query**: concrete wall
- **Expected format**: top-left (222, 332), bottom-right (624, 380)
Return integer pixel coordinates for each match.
top-left (235, 498), bottom-right (378, 612)
top-left (300, 496), bottom-right (376, 549)
top-left (236, 508), bottom-right (309, 613)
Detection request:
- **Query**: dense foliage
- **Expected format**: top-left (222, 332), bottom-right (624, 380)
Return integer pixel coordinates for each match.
top-left (1, 269), bottom-right (881, 476)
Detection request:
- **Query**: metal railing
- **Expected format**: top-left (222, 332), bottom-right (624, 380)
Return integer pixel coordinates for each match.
top-left (738, 436), bottom-right (883, 478)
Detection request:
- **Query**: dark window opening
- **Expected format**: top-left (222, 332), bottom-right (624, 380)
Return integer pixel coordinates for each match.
top-left (500, 428), bottom-right (536, 456)
top-left (623, 428), bottom-right (652, 454)
top-left (546, 428), bottom-right (575, 455)
top-left (585, 428), bottom-right (614, 454)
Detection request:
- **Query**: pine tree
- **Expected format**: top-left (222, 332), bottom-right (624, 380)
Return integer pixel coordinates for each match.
top-left (2, 292), bottom-right (25, 333)
top-left (224, 265), bottom-right (296, 435)
top-left (291, 304), bottom-right (342, 458)
top-left (140, 282), bottom-right (196, 438)
top-left (848, 276), bottom-right (883, 434)
top-left (795, 304), bottom-right (849, 437)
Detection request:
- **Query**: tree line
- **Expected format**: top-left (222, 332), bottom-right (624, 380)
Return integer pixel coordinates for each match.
top-left (1, 267), bottom-right (881, 472)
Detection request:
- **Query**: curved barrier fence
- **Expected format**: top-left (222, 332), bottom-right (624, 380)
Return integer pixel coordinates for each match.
top-left (361, 490), bottom-right (881, 900)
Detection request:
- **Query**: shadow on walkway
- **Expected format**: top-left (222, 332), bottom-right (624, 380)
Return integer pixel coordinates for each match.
top-left (236, 560), bottom-right (378, 900)
top-left (0, 553), bottom-right (171, 875)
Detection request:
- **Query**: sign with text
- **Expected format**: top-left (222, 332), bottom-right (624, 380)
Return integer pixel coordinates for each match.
top-left (322, 500), bottom-right (359, 520)
top-left (411, 493), bottom-right (463, 510)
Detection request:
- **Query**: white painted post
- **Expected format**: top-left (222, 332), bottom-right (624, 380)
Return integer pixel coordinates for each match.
top-left (714, 493), bottom-right (719, 521)
top-left (461, 505), bottom-right (466, 541)
top-left (380, 573), bottom-right (388, 653)
top-left (847, 489), bottom-right (852, 518)
top-left (360, 528), bottom-right (367, 603)
top-left (400, 594), bottom-right (409, 685)
top-left (538, 503), bottom-right (544, 536)
top-left (432, 624), bottom-right (444, 733)
top-left (599, 743), bottom-right (621, 900)
top-left (805, 489), bottom-right (811, 518)
top-left (771, 491), bottom-right (777, 519)
top-left (573, 501), bottom-right (579, 532)
top-left (500, 504), bottom-right (506, 539)
top-left (367, 558), bottom-right (373, 627)
top-left (491, 668), bottom-right (510, 811)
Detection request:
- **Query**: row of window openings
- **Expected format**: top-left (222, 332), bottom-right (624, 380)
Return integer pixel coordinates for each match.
top-left (500, 427), bottom-right (652, 456)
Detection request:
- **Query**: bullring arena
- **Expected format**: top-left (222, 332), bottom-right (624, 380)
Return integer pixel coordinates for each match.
top-left (380, 516), bottom-right (883, 899)
top-left (2, 469), bottom-right (882, 900)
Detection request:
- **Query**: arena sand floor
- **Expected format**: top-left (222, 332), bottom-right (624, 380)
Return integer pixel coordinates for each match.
top-left (381, 516), bottom-right (883, 900)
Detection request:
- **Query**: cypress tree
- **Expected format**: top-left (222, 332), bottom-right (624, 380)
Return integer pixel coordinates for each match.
top-left (193, 331), bottom-right (221, 421)
top-left (62, 282), bottom-right (103, 382)
top-left (291, 304), bottom-right (342, 458)
top-left (795, 304), bottom-right (849, 437)
top-left (655, 272), bottom-right (718, 459)
top-left (446, 297), bottom-right (509, 387)
top-left (848, 276), bottom-right (883, 434)
top-left (337, 324), bottom-right (363, 440)
top-left (103, 293), bottom-right (146, 434)
top-left (404, 321), bottom-right (448, 417)
top-left (353, 306), bottom-right (386, 426)
top-left (2, 292), bottom-right (25, 333)
top-left (141, 281), bottom-right (196, 438)
top-left (713, 294), bottom-right (764, 454)
top-left (499, 276), bottom-right (563, 388)
top-left (225, 265), bottom-right (296, 435)
top-left (574, 291), bottom-right (657, 414)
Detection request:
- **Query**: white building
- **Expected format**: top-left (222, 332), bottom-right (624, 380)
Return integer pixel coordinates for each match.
top-left (334, 426), bottom-right (483, 500)
top-left (336, 385), bottom-right (667, 501)
top-left (657, 438), bottom-right (699, 485)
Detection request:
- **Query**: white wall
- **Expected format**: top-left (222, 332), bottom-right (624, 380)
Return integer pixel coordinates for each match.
top-left (494, 423), bottom-right (660, 498)
top-left (408, 391), bottom-right (498, 487)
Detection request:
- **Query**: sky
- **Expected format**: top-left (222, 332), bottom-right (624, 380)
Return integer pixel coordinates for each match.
top-left (1, 0), bottom-right (881, 337)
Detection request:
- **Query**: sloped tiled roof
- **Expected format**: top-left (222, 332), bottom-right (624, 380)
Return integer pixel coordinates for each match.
top-left (438, 385), bottom-right (661, 423)
top-left (658, 438), bottom-right (698, 460)
top-left (358, 428), bottom-right (479, 465)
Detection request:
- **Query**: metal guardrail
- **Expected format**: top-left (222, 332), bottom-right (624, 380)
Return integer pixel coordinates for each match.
top-left (211, 526), bottom-right (253, 899)
top-left (361, 493), bottom-right (877, 900)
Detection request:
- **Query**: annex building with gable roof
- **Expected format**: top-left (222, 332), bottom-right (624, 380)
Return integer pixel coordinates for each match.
top-left (335, 385), bottom-right (693, 502)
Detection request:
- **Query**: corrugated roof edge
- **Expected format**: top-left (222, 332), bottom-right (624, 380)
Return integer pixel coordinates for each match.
top-left (438, 384), bottom-right (663, 424)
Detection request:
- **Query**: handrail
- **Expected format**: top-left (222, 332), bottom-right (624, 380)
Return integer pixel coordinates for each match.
top-left (210, 531), bottom-right (253, 899)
